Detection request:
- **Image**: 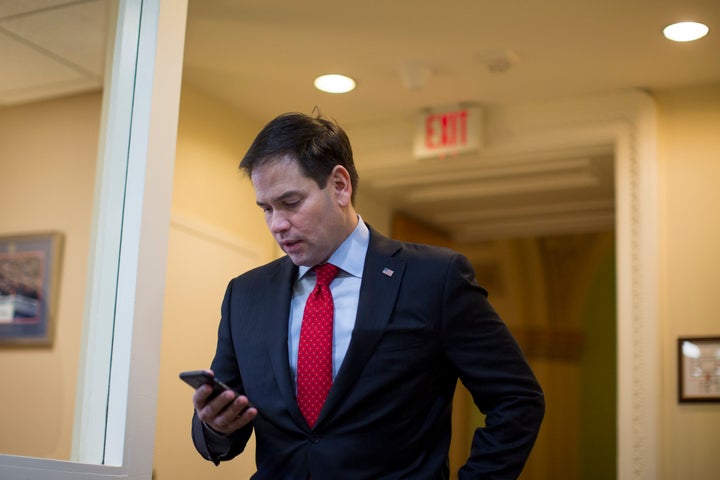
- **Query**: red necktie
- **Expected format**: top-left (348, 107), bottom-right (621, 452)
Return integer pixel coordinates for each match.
top-left (297, 263), bottom-right (339, 427)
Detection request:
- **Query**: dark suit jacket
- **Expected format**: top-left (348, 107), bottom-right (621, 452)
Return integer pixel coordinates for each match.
top-left (192, 225), bottom-right (544, 479)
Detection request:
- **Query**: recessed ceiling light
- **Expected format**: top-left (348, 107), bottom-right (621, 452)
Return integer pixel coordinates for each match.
top-left (314, 74), bottom-right (356, 93)
top-left (663, 21), bottom-right (709, 42)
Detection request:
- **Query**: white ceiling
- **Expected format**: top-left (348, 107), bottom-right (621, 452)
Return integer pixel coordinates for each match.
top-left (183, 0), bottom-right (720, 126)
top-left (3, 0), bottom-right (719, 242)
top-left (0, 0), bottom-right (109, 105)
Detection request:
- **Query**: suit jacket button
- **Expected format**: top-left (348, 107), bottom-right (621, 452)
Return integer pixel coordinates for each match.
top-left (309, 434), bottom-right (320, 444)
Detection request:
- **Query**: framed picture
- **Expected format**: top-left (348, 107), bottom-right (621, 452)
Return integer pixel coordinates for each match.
top-left (0, 232), bottom-right (64, 346)
top-left (678, 336), bottom-right (720, 403)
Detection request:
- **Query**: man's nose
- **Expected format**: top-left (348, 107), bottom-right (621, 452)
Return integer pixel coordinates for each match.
top-left (269, 212), bottom-right (290, 233)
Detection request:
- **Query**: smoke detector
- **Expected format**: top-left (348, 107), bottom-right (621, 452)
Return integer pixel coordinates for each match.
top-left (400, 60), bottom-right (433, 90)
top-left (477, 48), bottom-right (520, 73)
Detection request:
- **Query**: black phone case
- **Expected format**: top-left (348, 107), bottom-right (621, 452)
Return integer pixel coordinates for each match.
top-left (179, 370), bottom-right (231, 399)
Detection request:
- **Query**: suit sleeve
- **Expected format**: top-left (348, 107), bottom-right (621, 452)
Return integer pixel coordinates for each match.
top-left (441, 253), bottom-right (545, 479)
top-left (191, 279), bottom-right (254, 464)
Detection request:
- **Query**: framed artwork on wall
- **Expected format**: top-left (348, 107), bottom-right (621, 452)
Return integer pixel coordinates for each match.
top-left (0, 232), bottom-right (64, 346)
top-left (678, 336), bottom-right (720, 402)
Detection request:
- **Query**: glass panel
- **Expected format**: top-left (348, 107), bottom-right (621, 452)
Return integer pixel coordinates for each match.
top-left (0, 0), bottom-right (115, 462)
top-left (72, 0), bottom-right (142, 463)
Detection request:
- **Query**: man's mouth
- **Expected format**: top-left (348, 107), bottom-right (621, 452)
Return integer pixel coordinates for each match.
top-left (281, 239), bottom-right (301, 250)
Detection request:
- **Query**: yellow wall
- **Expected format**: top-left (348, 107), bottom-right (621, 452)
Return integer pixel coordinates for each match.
top-left (656, 83), bottom-right (720, 480)
top-left (169, 87), bottom-right (270, 243)
top-left (2, 83), bottom-right (719, 479)
top-left (0, 92), bottom-right (101, 459)
top-left (152, 85), bottom-right (270, 479)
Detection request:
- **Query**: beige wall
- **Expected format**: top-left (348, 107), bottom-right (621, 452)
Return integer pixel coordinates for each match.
top-left (152, 85), bottom-right (269, 479)
top-left (169, 87), bottom-right (270, 243)
top-left (3, 82), bottom-right (718, 478)
top-left (656, 83), bottom-right (720, 480)
top-left (0, 92), bottom-right (102, 459)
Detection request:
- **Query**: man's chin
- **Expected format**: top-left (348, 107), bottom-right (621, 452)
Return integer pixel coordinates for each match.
top-left (285, 251), bottom-right (310, 267)
top-left (281, 244), bottom-right (319, 267)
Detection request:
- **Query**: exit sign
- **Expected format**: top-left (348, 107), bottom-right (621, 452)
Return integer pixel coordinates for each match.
top-left (413, 106), bottom-right (481, 159)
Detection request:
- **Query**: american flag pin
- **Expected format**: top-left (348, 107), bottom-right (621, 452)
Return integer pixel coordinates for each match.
top-left (382, 267), bottom-right (394, 277)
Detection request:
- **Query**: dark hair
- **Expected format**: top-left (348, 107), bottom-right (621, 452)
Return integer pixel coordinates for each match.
top-left (239, 112), bottom-right (359, 203)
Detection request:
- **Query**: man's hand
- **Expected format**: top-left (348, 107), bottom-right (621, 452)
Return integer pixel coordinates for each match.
top-left (193, 374), bottom-right (257, 435)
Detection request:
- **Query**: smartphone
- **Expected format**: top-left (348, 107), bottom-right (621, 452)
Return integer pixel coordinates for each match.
top-left (179, 370), bottom-right (234, 400)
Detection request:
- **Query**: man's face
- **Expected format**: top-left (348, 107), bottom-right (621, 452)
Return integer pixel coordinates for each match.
top-left (252, 156), bottom-right (349, 267)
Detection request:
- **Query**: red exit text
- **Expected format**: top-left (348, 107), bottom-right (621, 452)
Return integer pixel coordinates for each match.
top-left (424, 109), bottom-right (468, 150)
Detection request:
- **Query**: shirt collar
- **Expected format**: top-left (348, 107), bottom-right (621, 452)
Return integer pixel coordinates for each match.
top-left (297, 215), bottom-right (369, 280)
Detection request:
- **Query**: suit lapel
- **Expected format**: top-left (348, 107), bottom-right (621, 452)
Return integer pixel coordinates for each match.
top-left (264, 258), bottom-right (307, 425)
top-left (319, 229), bottom-right (405, 424)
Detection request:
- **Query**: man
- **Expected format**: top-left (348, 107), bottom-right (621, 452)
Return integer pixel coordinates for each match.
top-left (191, 112), bottom-right (544, 479)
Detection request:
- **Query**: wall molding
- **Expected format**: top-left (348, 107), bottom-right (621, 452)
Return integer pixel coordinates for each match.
top-left (170, 212), bottom-right (267, 262)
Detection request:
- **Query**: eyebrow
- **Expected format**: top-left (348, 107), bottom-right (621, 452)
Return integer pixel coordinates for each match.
top-left (256, 190), bottom-right (304, 208)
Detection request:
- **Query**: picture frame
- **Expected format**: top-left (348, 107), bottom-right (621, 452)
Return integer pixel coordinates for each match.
top-left (678, 336), bottom-right (720, 403)
top-left (0, 232), bottom-right (64, 346)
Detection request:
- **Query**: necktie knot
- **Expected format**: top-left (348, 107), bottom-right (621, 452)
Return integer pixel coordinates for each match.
top-left (314, 263), bottom-right (339, 287)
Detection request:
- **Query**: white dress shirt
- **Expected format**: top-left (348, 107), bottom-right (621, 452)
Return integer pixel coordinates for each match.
top-left (288, 217), bottom-right (369, 387)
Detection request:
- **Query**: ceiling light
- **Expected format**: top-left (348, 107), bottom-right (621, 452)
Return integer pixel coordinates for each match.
top-left (313, 74), bottom-right (356, 93)
top-left (663, 21), bottom-right (709, 42)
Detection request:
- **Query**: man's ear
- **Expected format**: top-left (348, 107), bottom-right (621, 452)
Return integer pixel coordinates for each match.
top-left (329, 165), bottom-right (352, 207)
